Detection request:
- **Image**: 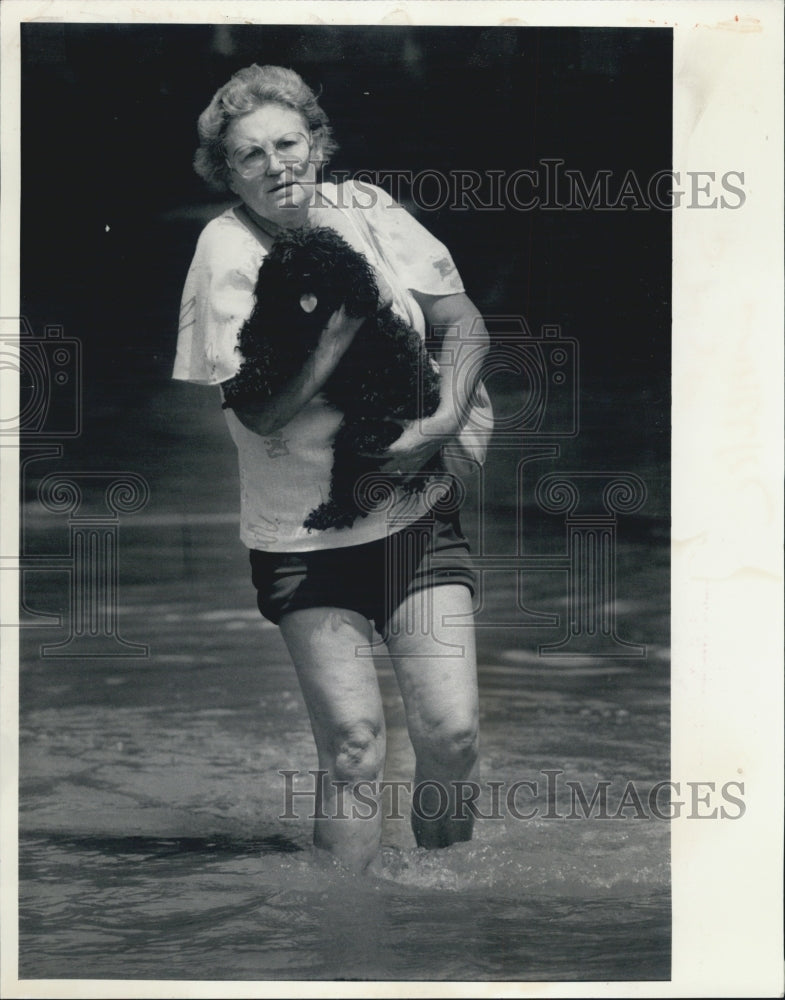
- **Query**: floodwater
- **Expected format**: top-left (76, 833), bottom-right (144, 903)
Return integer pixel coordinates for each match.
top-left (18, 378), bottom-right (670, 982)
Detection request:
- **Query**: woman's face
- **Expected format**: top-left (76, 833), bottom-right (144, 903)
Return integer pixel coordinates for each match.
top-left (224, 104), bottom-right (318, 227)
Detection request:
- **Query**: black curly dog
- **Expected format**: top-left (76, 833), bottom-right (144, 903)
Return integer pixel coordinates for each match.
top-left (221, 225), bottom-right (443, 531)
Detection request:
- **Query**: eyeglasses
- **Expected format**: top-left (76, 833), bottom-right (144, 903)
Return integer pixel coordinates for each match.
top-left (225, 131), bottom-right (312, 179)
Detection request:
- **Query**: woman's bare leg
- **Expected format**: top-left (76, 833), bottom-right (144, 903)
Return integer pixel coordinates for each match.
top-left (383, 584), bottom-right (479, 848)
top-left (278, 606), bottom-right (385, 873)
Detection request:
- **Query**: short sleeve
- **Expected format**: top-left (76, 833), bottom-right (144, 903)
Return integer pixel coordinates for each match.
top-left (346, 181), bottom-right (465, 298)
top-left (172, 213), bottom-right (266, 385)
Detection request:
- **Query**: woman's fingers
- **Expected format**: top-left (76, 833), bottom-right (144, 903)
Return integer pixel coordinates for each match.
top-left (375, 428), bottom-right (443, 475)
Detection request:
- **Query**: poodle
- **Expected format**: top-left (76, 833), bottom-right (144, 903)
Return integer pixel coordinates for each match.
top-left (221, 224), bottom-right (443, 530)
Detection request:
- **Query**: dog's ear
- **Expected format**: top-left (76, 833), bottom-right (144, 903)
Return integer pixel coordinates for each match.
top-left (299, 293), bottom-right (318, 314)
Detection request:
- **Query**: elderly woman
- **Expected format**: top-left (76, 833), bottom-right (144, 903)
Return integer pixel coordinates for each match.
top-left (173, 64), bottom-right (490, 872)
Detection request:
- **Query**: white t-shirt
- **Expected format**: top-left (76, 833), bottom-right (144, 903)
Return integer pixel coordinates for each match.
top-left (173, 180), bottom-right (465, 552)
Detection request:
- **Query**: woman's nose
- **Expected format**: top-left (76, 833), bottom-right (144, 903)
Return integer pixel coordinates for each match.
top-left (267, 152), bottom-right (286, 174)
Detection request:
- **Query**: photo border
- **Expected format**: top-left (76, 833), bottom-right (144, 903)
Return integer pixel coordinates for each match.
top-left (1, 1), bottom-right (782, 997)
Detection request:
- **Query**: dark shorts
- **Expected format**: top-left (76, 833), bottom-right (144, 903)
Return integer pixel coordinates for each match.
top-left (249, 503), bottom-right (475, 635)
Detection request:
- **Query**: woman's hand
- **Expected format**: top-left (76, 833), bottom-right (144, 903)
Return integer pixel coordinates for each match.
top-left (363, 414), bottom-right (453, 480)
top-left (232, 305), bottom-right (362, 436)
top-left (359, 292), bottom-right (491, 480)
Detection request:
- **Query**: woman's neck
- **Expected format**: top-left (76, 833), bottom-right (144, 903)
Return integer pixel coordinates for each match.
top-left (242, 199), bottom-right (315, 237)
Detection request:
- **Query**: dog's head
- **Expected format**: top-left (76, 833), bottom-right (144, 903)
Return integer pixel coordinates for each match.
top-left (250, 225), bottom-right (380, 336)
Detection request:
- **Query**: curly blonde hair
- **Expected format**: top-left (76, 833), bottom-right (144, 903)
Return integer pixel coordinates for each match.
top-left (193, 64), bottom-right (338, 191)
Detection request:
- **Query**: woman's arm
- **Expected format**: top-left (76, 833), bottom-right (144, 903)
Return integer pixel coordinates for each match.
top-left (374, 292), bottom-right (490, 473)
top-left (229, 307), bottom-right (364, 435)
top-left (422, 291), bottom-right (490, 438)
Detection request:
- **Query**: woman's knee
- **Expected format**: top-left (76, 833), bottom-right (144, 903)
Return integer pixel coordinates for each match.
top-left (413, 715), bottom-right (479, 773)
top-left (331, 720), bottom-right (386, 784)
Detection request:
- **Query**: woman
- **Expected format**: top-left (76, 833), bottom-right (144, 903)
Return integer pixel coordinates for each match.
top-left (173, 64), bottom-right (491, 872)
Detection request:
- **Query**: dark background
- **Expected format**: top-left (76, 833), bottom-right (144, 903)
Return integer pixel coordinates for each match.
top-left (17, 26), bottom-right (672, 980)
top-left (20, 24), bottom-right (671, 389)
